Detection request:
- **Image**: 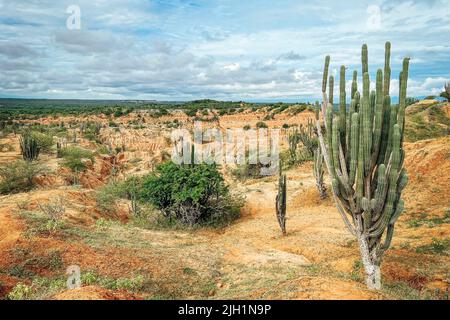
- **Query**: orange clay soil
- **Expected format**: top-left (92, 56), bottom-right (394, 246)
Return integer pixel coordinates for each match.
top-left (0, 109), bottom-right (448, 300)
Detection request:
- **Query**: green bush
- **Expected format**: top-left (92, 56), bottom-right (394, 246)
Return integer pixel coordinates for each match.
top-left (95, 176), bottom-right (143, 214)
top-left (7, 283), bottom-right (33, 300)
top-left (140, 162), bottom-right (242, 226)
top-left (0, 160), bottom-right (46, 194)
top-left (256, 121), bottom-right (268, 129)
top-left (30, 131), bottom-right (54, 153)
top-left (60, 147), bottom-right (94, 172)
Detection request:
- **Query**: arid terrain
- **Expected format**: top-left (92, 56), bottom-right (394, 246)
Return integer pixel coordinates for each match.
top-left (0, 101), bottom-right (449, 300)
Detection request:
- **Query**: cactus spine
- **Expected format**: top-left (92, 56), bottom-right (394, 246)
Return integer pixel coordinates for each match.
top-left (20, 132), bottom-right (40, 161)
top-left (316, 42), bottom-right (409, 290)
top-left (275, 164), bottom-right (287, 236)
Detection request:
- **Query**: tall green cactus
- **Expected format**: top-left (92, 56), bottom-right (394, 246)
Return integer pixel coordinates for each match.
top-left (316, 42), bottom-right (409, 290)
top-left (20, 132), bottom-right (40, 161)
top-left (275, 164), bottom-right (287, 236)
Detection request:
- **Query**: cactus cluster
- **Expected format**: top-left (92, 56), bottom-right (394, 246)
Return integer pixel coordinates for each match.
top-left (298, 118), bottom-right (317, 157)
top-left (275, 164), bottom-right (287, 236)
top-left (317, 42), bottom-right (409, 290)
top-left (20, 133), bottom-right (40, 161)
top-left (441, 82), bottom-right (450, 102)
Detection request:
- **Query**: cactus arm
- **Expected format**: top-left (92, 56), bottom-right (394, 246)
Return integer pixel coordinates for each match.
top-left (329, 75), bottom-right (334, 106)
top-left (362, 44), bottom-right (368, 74)
top-left (372, 164), bottom-right (387, 216)
top-left (362, 72), bottom-right (372, 174)
top-left (351, 70), bottom-right (358, 99)
top-left (384, 102), bottom-right (398, 164)
top-left (383, 41), bottom-right (391, 96)
top-left (331, 117), bottom-right (341, 178)
top-left (339, 66), bottom-right (347, 146)
top-left (322, 55), bottom-right (330, 94)
top-left (397, 58), bottom-right (410, 139)
top-left (348, 112), bottom-right (359, 187)
top-left (377, 95), bottom-right (391, 165)
top-left (371, 69), bottom-right (384, 167)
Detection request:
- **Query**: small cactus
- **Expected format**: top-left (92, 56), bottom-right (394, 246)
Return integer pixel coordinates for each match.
top-left (20, 133), bottom-right (40, 161)
top-left (56, 142), bottom-right (62, 158)
top-left (288, 128), bottom-right (300, 164)
top-left (298, 118), bottom-right (317, 157)
top-left (275, 164), bottom-right (287, 236)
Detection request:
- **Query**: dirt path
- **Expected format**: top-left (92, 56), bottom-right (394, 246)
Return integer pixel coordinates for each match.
top-left (198, 165), bottom-right (381, 299)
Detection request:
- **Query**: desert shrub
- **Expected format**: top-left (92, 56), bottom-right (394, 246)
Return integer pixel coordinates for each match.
top-left (60, 146), bottom-right (94, 172)
top-left (0, 160), bottom-right (46, 194)
top-left (38, 197), bottom-right (66, 233)
top-left (416, 238), bottom-right (449, 256)
top-left (0, 143), bottom-right (14, 152)
top-left (256, 121), bottom-right (268, 129)
top-left (140, 162), bottom-right (242, 226)
top-left (7, 283), bottom-right (33, 300)
top-left (231, 162), bottom-right (267, 180)
top-left (30, 131), bottom-right (54, 153)
top-left (243, 124), bottom-right (251, 131)
top-left (95, 182), bottom-right (122, 214)
top-left (95, 176), bottom-right (143, 215)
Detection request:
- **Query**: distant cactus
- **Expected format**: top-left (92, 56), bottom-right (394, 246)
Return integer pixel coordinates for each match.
top-left (20, 133), bottom-right (40, 161)
top-left (128, 178), bottom-right (141, 216)
top-left (298, 118), bottom-right (317, 157)
top-left (313, 147), bottom-right (327, 200)
top-left (56, 142), bottom-right (62, 158)
top-left (440, 82), bottom-right (450, 102)
top-left (275, 164), bottom-right (287, 236)
top-left (317, 42), bottom-right (409, 290)
top-left (288, 128), bottom-right (300, 164)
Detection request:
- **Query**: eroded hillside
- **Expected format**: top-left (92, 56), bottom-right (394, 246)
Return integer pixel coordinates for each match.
top-left (0, 103), bottom-right (448, 300)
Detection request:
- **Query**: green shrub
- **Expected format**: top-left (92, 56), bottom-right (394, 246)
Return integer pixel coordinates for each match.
top-left (95, 176), bottom-right (142, 214)
top-left (30, 131), bottom-right (54, 153)
top-left (256, 121), bottom-right (268, 129)
top-left (231, 163), bottom-right (266, 180)
top-left (60, 146), bottom-right (94, 172)
top-left (0, 160), bottom-right (46, 194)
top-left (140, 162), bottom-right (242, 226)
top-left (7, 283), bottom-right (33, 300)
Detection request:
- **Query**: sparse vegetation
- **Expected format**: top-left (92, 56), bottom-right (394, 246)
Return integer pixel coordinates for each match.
top-left (0, 160), bottom-right (46, 194)
top-left (60, 146), bottom-right (94, 172)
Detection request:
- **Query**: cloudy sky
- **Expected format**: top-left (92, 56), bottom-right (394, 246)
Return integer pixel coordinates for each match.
top-left (0, 0), bottom-right (449, 101)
